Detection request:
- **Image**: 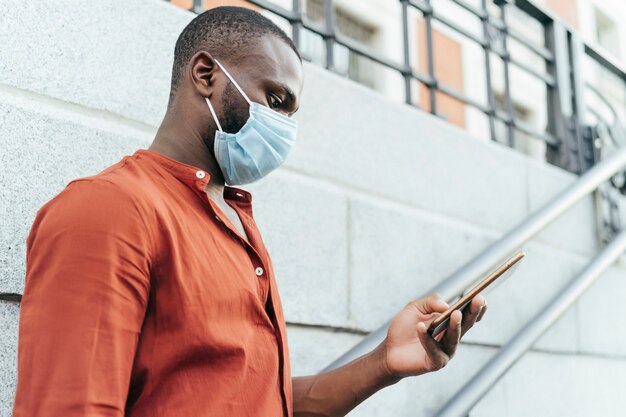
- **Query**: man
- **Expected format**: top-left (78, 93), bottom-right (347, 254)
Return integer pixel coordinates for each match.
top-left (12, 6), bottom-right (486, 417)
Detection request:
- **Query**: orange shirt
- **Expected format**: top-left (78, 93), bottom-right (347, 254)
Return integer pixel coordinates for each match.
top-left (12, 149), bottom-right (292, 417)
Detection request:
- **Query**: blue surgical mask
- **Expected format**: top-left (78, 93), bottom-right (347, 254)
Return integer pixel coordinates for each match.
top-left (205, 58), bottom-right (298, 186)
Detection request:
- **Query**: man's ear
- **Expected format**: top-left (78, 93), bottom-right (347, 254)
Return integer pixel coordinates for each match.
top-left (189, 51), bottom-right (218, 97)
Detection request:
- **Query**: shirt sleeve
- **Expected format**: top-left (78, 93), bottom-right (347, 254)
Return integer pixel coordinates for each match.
top-left (12, 178), bottom-right (154, 417)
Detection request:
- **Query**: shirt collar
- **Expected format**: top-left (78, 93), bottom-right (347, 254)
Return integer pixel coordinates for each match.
top-left (134, 148), bottom-right (252, 204)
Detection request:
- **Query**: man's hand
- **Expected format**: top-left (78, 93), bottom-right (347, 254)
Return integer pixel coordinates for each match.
top-left (381, 293), bottom-right (487, 378)
top-left (292, 293), bottom-right (487, 417)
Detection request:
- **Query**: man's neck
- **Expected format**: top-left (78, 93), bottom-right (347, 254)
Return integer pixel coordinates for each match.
top-left (150, 109), bottom-right (226, 197)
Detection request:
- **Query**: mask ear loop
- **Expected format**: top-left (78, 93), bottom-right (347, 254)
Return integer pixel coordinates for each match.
top-left (214, 58), bottom-right (252, 105)
top-left (205, 97), bottom-right (223, 133)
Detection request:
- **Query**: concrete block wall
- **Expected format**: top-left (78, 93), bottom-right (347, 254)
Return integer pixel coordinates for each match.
top-left (1, 1), bottom-right (625, 416)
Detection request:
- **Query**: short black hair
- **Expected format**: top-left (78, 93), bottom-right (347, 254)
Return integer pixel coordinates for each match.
top-left (170, 6), bottom-right (301, 94)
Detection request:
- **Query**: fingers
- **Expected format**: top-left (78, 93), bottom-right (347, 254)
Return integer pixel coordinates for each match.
top-left (477, 298), bottom-right (488, 322)
top-left (441, 310), bottom-right (462, 357)
top-left (411, 294), bottom-right (488, 373)
top-left (460, 295), bottom-right (487, 336)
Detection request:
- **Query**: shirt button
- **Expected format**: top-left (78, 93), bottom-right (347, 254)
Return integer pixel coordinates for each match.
top-left (196, 170), bottom-right (206, 179)
top-left (255, 267), bottom-right (264, 277)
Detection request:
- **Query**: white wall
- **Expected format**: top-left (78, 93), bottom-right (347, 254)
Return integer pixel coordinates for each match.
top-left (1, 1), bottom-right (626, 416)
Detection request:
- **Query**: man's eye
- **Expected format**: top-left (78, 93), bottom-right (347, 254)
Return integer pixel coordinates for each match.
top-left (268, 95), bottom-right (282, 108)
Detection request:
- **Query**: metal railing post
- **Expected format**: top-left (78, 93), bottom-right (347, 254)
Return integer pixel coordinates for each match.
top-left (495, 0), bottom-right (515, 148)
top-left (570, 33), bottom-right (594, 173)
top-left (323, 0), bottom-right (335, 71)
top-left (545, 19), bottom-right (573, 169)
top-left (423, 0), bottom-right (437, 115)
top-left (292, 0), bottom-right (302, 51)
top-left (401, 0), bottom-right (413, 106)
top-left (480, 0), bottom-right (497, 142)
top-left (191, 0), bottom-right (202, 14)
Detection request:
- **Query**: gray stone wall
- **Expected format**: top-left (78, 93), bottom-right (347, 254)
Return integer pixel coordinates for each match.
top-left (1, 1), bottom-right (625, 416)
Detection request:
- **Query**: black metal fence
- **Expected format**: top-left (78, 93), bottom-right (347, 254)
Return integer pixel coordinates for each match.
top-left (169, 0), bottom-right (626, 178)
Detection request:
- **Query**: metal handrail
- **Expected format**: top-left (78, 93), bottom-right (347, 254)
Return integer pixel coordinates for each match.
top-left (433, 229), bottom-right (626, 417)
top-left (324, 145), bottom-right (626, 371)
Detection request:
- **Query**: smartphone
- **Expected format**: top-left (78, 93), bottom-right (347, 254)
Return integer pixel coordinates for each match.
top-left (427, 251), bottom-right (526, 338)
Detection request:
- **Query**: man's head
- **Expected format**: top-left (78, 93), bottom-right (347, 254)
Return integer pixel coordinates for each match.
top-left (168, 6), bottom-right (303, 144)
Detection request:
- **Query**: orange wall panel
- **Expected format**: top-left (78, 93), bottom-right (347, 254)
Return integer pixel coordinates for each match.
top-left (417, 19), bottom-right (466, 128)
top-left (202, 0), bottom-right (259, 11)
top-left (170, 0), bottom-right (258, 11)
top-left (171, 0), bottom-right (193, 9)
top-left (545, 0), bottom-right (579, 29)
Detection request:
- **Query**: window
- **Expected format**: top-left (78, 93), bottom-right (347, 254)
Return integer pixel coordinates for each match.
top-left (590, 9), bottom-right (625, 126)
top-left (595, 8), bottom-right (620, 59)
top-left (494, 95), bottom-right (543, 158)
top-left (301, 0), bottom-right (377, 88)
